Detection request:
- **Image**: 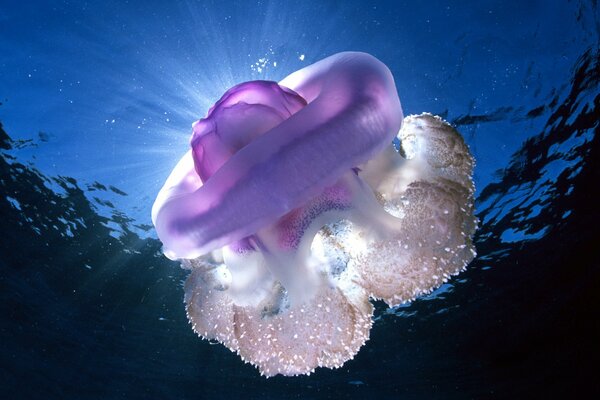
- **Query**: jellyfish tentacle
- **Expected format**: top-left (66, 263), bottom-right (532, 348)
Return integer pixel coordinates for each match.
top-left (231, 280), bottom-right (373, 377)
top-left (183, 258), bottom-right (238, 351)
top-left (347, 114), bottom-right (477, 306)
top-left (220, 244), bottom-right (276, 308)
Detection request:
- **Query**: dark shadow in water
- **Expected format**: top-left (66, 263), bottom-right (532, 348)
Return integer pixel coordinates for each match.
top-left (1, 49), bottom-right (599, 399)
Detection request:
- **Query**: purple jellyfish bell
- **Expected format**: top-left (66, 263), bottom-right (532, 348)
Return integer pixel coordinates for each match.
top-left (152, 52), bottom-right (477, 377)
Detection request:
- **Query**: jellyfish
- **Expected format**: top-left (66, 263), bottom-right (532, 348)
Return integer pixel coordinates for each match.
top-left (152, 52), bottom-right (477, 376)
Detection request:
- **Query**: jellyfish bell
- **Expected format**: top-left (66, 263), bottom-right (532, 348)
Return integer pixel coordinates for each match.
top-left (152, 52), bottom-right (477, 376)
top-left (189, 80), bottom-right (307, 182)
top-left (153, 52), bottom-right (402, 259)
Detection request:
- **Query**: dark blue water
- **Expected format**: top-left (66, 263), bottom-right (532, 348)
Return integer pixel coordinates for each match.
top-left (1, 1), bottom-right (599, 398)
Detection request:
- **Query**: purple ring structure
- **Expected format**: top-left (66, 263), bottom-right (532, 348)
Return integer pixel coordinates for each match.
top-left (153, 52), bottom-right (402, 259)
top-left (152, 52), bottom-right (477, 376)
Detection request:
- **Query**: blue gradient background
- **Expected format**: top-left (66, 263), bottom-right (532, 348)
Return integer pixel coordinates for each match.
top-left (1, 1), bottom-right (599, 399)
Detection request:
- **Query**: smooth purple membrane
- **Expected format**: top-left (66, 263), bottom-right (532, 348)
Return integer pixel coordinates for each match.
top-left (153, 52), bottom-right (402, 259)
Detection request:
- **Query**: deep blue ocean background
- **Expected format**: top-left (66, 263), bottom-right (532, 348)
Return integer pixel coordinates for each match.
top-left (1, 1), bottom-right (599, 398)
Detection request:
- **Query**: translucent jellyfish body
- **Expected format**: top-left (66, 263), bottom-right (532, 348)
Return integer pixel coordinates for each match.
top-left (152, 52), bottom-right (476, 376)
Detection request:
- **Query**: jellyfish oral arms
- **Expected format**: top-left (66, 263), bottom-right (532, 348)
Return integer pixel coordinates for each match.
top-left (152, 52), bottom-right (477, 377)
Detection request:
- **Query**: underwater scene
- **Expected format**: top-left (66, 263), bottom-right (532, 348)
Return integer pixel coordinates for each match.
top-left (1, 1), bottom-right (598, 398)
